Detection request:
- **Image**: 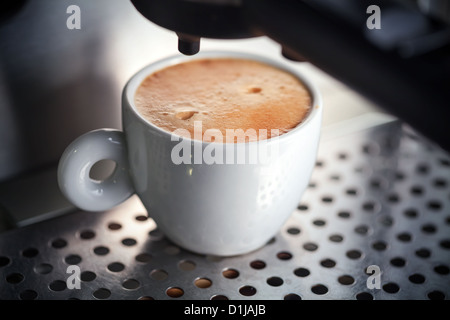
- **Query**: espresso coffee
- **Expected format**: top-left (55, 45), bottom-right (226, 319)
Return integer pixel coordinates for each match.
top-left (134, 58), bottom-right (311, 142)
top-left (59, 53), bottom-right (322, 256)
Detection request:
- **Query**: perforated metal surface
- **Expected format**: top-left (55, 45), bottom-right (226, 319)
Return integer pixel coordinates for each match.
top-left (0, 122), bottom-right (449, 300)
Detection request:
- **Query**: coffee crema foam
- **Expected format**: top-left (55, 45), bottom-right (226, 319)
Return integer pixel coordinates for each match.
top-left (134, 58), bottom-right (311, 142)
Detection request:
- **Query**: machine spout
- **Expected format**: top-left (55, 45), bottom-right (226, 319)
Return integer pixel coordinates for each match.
top-left (177, 33), bottom-right (200, 56)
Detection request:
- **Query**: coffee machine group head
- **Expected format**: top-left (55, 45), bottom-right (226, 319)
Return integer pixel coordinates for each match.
top-left (130, 0), bottom-right (255, 55)
top-left (130, 0), bottom-right (307, 61)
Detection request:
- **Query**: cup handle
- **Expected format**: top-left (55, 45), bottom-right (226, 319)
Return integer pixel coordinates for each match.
top-left (57, 129), bottom-right (135, 211)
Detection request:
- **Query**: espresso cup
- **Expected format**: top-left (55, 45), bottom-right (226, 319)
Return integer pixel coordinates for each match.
top-left (57, 51), bottom-right (323, 256)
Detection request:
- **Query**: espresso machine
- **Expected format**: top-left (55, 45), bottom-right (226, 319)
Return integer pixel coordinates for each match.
top-left (0, 0), bottom-right (449, 300)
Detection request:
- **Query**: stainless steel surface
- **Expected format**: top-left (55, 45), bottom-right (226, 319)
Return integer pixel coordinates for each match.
top-left (0, 166), bottom-right (74, 227)
top-left (1, 123), bottom-right (449, 300)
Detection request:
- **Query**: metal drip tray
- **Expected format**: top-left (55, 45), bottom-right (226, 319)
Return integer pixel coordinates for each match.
top-left (0, 122), bottom-right (449, 300)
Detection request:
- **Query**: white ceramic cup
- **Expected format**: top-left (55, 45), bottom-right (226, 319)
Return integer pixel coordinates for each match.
top-left (57, 51), bottom-right (323, 256)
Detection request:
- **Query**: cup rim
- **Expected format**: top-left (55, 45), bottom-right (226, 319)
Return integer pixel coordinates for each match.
top-left (124, 50), bottom-right (322, 145)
